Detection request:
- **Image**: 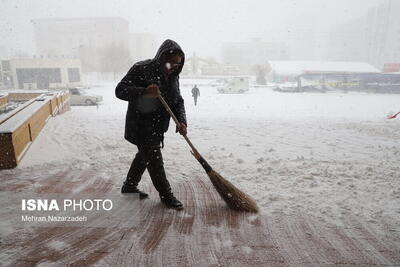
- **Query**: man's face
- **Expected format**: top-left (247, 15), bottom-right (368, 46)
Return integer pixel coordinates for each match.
top-left (164, 55), bottom-right (182, 75)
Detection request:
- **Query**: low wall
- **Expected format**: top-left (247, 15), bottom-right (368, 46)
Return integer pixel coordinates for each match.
top-left (0, 91), bottom-right (70, 169)
top-left (0, 94), bottom-right (8, 109)
top-left (7, 92), bottom-right (43, 101)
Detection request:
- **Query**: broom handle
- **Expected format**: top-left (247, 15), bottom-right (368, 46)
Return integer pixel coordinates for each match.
top-left (158, 94), bottom-right (213, 173)
top-left (157, 95), bottom-right (199, 155)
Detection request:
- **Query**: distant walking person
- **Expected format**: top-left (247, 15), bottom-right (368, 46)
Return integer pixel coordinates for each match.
top-left (192, 85), bottom-right (200, 106)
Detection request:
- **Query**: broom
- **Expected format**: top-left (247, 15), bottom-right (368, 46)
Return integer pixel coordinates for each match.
top-left (158, 95), bottom-right (259, 213)
top-left (387, 111), bottom-right (400, 119)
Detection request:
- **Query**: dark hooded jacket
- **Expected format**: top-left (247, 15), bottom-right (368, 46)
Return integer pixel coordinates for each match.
top-left (115, 39), bottom-right (187, 146)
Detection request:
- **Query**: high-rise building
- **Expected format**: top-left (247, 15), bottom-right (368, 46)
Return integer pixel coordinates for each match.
top-left (326, 0), bottom-right (400, 69)
top-left (365, 0), bottom-right (400, 69)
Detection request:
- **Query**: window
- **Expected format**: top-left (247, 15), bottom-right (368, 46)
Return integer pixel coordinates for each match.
top-left (16, 68), bottom-right (61, 89)
top-left (69, 88), bottom-right (80, 95)
top-left (68, 68), bottom-right (80, 82)
top-left (1, 60), bottom-right (10, 71)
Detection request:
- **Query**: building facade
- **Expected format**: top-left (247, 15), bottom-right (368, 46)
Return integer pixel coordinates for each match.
top-left (0, 58), bottom-right (82, 89)
top-left (365, 0), bottom-right (400, 69)
top-left (31, 17), bottom-right (130, 72)
top-left (326, 0), bottom-right (400, 69)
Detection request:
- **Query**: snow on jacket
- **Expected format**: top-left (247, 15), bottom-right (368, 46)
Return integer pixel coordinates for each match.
top-left (115, 39), bottom-right (187, 146)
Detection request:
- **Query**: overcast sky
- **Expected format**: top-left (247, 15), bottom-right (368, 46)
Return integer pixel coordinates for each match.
top-left (1, 0), bottom-right (384, 59)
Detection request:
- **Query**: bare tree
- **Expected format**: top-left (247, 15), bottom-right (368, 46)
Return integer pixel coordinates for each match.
top-left (100, 44), bottom-right (132, 80)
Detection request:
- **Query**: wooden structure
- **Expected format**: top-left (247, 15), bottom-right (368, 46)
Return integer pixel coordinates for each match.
top-left (0, 94), bottom-right (8, 110)
top-left (0, 91), bottom-right (70, 169)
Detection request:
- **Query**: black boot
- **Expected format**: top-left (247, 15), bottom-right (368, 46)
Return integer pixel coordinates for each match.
top-left (121, 181), bottom-right (149, 199)
top-left (160, 194), bottom-right (183, 210)
top-left (122, 147), bottom-right (150, 199)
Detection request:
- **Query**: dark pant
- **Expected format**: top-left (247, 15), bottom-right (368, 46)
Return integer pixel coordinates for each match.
top-left (193, 96), bottom-right (198, 105)
top-left (125, 145), bottom-right (172, 196)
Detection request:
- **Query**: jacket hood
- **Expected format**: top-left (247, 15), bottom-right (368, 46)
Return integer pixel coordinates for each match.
top-left (153, 39), bottom-right (185, 75)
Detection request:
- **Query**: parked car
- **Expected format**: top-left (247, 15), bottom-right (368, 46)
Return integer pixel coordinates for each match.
top-left (209, 79), bottom-right (225, 87)
top-left (68, 88), bottom-right (102, 106)
top-left (217, 76), bottom-right (250, 94)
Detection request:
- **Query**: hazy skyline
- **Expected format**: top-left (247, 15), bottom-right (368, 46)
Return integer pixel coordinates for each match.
top-left (1, 0), bottom-right (384, 60)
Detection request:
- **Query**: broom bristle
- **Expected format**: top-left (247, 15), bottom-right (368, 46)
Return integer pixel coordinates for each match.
top-left (207, 170), bottom-right (259, 213)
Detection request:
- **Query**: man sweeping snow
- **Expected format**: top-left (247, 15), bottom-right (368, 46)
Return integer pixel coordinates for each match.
top-left (115, 39), bottom-right (187, 210)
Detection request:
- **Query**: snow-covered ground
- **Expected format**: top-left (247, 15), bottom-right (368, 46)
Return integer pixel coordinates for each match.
top-left (17, 79), bottom-right (400, 227)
